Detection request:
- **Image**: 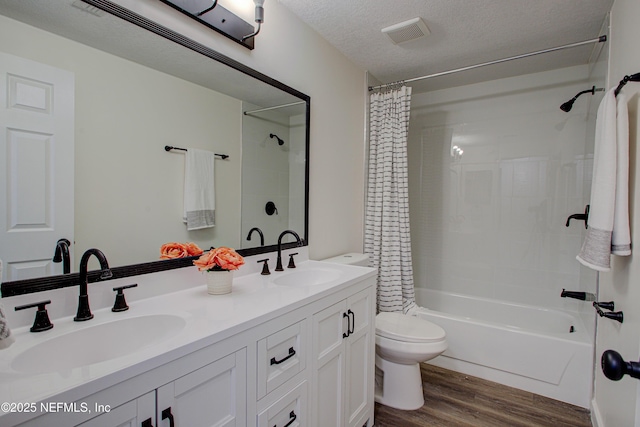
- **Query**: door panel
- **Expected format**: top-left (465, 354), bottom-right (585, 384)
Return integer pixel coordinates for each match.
top-left (0, 52), bottom-right (74, 281)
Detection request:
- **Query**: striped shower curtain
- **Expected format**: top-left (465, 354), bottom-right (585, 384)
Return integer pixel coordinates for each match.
top-left (365, 85), bottom-right (417, 314)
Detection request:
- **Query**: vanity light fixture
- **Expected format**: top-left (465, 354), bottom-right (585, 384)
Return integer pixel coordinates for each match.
top-left (242, 0), bottom-right (266, 42)
top-left (158, 0), bottom-right (261, 49)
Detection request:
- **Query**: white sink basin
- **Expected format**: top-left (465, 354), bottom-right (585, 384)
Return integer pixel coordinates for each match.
top-left (272, 268), bottom-right (343, 287)
top-left (12, 314), bottom-right (186, 373)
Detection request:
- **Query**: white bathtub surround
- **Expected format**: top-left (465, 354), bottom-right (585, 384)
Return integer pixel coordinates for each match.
top-left (415, 288), bottom-right (592, 408)
top-left (365, 85), bottom-right (417, 314)
top-left (577, 89), bottom-right (631, 271)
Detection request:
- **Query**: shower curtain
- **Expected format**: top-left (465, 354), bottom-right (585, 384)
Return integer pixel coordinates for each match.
top-left (365, 85), bottom-right (417, 314)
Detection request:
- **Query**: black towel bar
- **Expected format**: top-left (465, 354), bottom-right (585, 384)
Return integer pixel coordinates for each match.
top-left (164, 145), bottom-right (229, 159)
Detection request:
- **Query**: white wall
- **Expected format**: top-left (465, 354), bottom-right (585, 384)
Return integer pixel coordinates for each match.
top-left (112, 0), bottom-right (368, 260)
top-left (592, 0), bottom-right (640, 424)
top-left (408, 66), bottom-right (599, 317)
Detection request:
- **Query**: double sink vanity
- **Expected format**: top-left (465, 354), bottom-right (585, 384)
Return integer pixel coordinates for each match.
top-left (0, 249), bottom-right (377, 427)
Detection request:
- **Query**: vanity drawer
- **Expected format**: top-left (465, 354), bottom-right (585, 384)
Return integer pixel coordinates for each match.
top-left (257, 380), bottom-right (306, 427)
top-left (257, 320), bottom-right (307, 399)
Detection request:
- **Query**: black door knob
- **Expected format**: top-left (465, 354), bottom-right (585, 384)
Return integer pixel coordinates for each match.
top-left (601, 350), bottom-right (640, 381)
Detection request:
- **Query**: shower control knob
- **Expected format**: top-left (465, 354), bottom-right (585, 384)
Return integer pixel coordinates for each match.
top-left (601, 350), bottom-right (640, 381)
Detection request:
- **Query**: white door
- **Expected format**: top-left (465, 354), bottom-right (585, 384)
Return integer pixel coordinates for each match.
top-left (0, 52), bottom-right (74, 281)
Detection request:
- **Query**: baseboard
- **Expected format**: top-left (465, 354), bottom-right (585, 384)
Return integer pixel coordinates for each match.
top-left (591, 397), bottom-right (603, 427)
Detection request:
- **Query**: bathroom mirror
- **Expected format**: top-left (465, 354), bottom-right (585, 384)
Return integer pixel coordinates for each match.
top-left (0, 0), bottom-right (309, 287)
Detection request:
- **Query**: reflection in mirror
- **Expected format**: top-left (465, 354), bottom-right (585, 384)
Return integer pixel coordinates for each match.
top-left (241, 101), bottom-right (307, 249)
top-left (0, 0), bottom-right (309, 286)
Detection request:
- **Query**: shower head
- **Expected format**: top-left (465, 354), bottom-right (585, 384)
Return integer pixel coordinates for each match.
top-left (560, 86), bottom-right (604, 112)
top-left (270, 133), bottom-right (284, 145)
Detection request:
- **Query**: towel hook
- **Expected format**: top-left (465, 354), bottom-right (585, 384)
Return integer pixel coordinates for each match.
top-left (566, 205), bottom-right (589, 228)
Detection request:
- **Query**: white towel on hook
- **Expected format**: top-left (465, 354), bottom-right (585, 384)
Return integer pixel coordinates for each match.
top-left (577, 89), bottom-right (631, 271)
top-left (183, 148), bottom-right (216, 231)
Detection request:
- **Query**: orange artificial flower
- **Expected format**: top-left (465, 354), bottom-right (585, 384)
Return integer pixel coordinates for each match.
top-left (194, 246), bottom-right (244, 271)
top-left (160, 242), bottom-right (203, 259)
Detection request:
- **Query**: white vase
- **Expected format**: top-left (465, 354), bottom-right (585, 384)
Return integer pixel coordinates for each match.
top-left (205, 270), bottom-right (233, 295)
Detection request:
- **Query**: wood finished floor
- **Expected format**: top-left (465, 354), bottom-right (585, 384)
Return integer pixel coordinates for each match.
top-left (373, 364), bottom-right (591, 427)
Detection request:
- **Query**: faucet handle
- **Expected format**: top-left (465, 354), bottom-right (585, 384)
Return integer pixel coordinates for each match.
top-left (257, 259), bottom-right (271, 275)
top-left (287, 253), bottom-right (299, 269)
top-left (15, 300), bottom-right (54, 332)
top-left (112, 284), bottom-right (137, 312)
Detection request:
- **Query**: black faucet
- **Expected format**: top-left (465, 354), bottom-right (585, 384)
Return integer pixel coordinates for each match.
top-left (275, 230), bottom-right (302, 271)
top-left (52, 238), bottom-right (71, 274)
top-left (247, 227), bottom-right (265, 246)
top-left (75, 248), bottom-right (113, 322)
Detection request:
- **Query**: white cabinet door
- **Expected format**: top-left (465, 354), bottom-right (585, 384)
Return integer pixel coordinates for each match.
top-left (157, 349), bottom-right (247, 427)
top-left (311, 299), bottom-right (347, 427)
top-left (0, 52), bottom-right (74, 281)
top-left (311, 287), bottom-right (375, 427)
top-left (344, 289), bottom-right (374, 427)
top-left (76, 391), bottom-right (155, 427)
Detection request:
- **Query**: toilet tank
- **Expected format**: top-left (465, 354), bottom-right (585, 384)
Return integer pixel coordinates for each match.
top-left (322, 253), bottom-right (370, 267)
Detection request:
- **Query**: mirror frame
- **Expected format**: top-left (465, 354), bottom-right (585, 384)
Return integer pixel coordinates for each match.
top-left (1, 0), bottom-right (310, 298)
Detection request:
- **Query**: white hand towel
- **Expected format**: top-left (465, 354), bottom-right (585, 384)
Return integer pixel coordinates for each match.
top-left (612, 93), bottom-right (631, 256)
top-left (183, 148), bottom-right (216, 231)
top-left (0, 304), bottom-right (14, 350)
top-left (0, 260), bottom-right (14, 350)
top-left (577, 89), bottom-right (631, 271)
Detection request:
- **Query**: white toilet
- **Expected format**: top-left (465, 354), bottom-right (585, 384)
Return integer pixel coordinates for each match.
top-left (322, 253), bottom-right (448, 411)
top-left (375, 312), bottom-right (447, 410)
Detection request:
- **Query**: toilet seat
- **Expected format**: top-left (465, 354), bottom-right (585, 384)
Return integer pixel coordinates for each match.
top-left (376, 312), bottom-right (445, 343)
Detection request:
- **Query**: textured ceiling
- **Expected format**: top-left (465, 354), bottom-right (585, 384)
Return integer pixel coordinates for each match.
top-left (277, 0), bottom-right (613, 92)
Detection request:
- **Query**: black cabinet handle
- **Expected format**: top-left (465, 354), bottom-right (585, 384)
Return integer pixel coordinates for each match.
top-left (274, 410), bottom-right (297, 427)
top-left (348, 309), bottom-right (355, 335)
top-left (343, 312), bottom-right (351, 338)
top-left (141, 418), bottom-right (154, 427)
top-left (271, 347), bottom-right (296, 365)
top-left (161, 407), bottom-right (175, 427)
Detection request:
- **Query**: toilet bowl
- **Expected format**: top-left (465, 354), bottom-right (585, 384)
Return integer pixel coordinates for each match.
top-left (321, 253), bottom-right (447, 410)
top-left (375, 312), bottom-right (447, 410)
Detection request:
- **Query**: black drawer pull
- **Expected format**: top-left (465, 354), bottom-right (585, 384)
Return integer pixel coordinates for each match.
top-left (348, 309), bottom-right (355, 335)
top-left (141, 418), bottom-right (154, 427)
top-left (161, 407), bottom-right (175, 427)
top-left (274, 410), bottom-right (297, 427)
top-left (343, 311), bottom-right (351, 338)
top-left (271, 347), bottom-right (296, 365)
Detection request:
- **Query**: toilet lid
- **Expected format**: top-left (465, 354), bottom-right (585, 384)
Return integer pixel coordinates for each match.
top-left (376, 312), bottom-right (446, 343)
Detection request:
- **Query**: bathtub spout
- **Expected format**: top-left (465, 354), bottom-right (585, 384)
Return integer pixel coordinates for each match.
top-left (561, 289), bottom-right (595, 301)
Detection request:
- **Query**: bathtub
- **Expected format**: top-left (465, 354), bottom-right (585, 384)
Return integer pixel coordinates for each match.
top-left (414, 288), bottom-right (593, 408)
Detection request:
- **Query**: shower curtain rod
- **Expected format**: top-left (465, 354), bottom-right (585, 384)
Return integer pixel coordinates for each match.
top-left (243, 101), bottom-right (306, 115)
top-left (368, 35), bottom-right (607, 91)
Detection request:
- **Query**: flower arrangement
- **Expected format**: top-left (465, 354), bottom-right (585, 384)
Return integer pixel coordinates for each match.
top-left (194, 246), bottom-right (244, 272)
top-left (160, 242), bottom-right (203, 259)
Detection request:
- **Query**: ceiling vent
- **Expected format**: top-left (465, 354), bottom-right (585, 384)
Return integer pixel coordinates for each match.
top-left (381, 17), bottom-right (430, 45)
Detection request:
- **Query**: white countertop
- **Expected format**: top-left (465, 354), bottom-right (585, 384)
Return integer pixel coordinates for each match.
top-left (0, 257), bottom-right (376, 425)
